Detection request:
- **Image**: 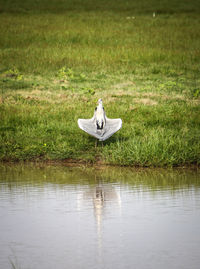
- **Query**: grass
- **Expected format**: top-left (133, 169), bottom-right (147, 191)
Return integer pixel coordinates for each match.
top-left (0, 0), bottom-right (200, 166)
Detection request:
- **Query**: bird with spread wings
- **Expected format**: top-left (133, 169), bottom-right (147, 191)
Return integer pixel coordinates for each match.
top-left (78, 99), bottom-right (122, 141)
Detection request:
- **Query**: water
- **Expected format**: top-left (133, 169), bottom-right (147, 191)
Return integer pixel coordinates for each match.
top-left (0, 165), bottom-right (200, 269)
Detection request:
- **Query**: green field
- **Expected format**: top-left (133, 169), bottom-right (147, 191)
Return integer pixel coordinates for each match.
top-left (0, 0), bottom-right (200, 166)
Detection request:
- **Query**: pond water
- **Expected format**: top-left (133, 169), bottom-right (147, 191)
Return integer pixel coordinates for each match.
top-left (0, 164), bottom-right (200, 269)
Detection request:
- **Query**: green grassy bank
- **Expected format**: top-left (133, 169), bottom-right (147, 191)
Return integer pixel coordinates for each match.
top-left (0, 0), bottom-right (200, 166)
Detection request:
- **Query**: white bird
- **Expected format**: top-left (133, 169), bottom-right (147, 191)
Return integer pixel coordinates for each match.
top-left (78, 99), bottom-right (122, 141)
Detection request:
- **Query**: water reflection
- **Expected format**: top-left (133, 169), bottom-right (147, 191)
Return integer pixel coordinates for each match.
top-left (1, 164), bottom-right (200, 190)
top-left (77, 181), bottom-right (121, 233)
top-left (0, 164), bottom-right (200, 269)
top-left (93, 185), bottom-right (105, 231)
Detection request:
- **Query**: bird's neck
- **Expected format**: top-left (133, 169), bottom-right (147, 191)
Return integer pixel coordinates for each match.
top-left (97, 103), bottom-right (103, 111)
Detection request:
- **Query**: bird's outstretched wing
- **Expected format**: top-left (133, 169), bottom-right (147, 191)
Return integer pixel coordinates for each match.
top-left (101, 117), bottom-right (122, 141)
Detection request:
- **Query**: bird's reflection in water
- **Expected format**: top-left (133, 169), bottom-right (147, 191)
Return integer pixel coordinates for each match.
top-left (92, 183), bottom-right (121, 261)
top-left (92, 184), bottom-right (121, 227)
top-left (77, 182), bottom-right (121, 258)
top-left (77, 182), bottom-right (121, 216)
top-left (95, 186), bottom-right (105, 201)
top-left (77, 181), bottom-right (121, 255)
top-left (93, 186), bottom-right (105, 236)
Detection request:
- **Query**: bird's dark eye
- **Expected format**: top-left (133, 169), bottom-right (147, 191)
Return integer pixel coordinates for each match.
top-left (95, 107), bottom-right (97, 111)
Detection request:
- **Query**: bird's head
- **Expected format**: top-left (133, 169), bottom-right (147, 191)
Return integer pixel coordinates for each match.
top-left (98, 99), bottom-right (103, 106)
